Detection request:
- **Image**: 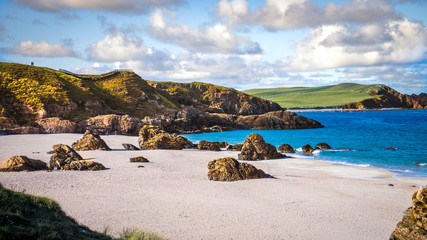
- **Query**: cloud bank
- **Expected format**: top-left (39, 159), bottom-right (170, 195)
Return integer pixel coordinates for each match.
top-left (3, 40), bottom-right (76, 57)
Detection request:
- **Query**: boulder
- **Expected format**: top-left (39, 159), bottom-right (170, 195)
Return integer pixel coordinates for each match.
top-left (207, 157), bottom-right (266, 181)
top-left (122, 143), bottom-right (140, 150)
top-left (72, 130), bottom-right (111, 151)
top-left (302, 144), bottom-right (314, 154)
top-left (238, 133), bottom-right (282, 160)
top-left (130, 156), bottom-right (149, 162)
top-left (0, 156), bottom-right (47, 172)
top-left (198, 140), bottom-right (222, 151)
top-left (316, 142), bottom-right (331, 149)
top-left (390, 186), bottom-right (427, 240)
top-left (49, 144), bottom-right (83, 170)
top-left (138, 125), bottom-right (193, 150)
top-left (278, 144), bottom-right (295, 153)
top-left (231, 144), bottom-right (243, 151)
top-left (63, 160), bottom-right (105, 171)
top-left (37, 117), bottom-right (77, 133)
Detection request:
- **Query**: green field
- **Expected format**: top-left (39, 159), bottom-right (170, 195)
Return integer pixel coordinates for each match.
top-left (244, 83), bottom-right (382, 108)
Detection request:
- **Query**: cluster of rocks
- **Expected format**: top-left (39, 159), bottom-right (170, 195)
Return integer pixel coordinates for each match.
top-left (207, 157), bottom-right (266, 181)
top-left (138, 125), bottom-right (193, 150)
top-left (390, 186), bottom-right (427, 240)
top-left (301, 143), bottom-right (332, 154)
top-left (49, 144), bottom-right (105, 171)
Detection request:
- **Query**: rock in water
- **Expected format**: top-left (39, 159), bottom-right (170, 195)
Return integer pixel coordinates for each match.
top-left (197, 140), bottom-right (222, 151)
top-left (238, 133), bottom-right (282, 160)
top-left (72, 130), bottom-right (111, 151)
top-left (0, 156), bottom-right (47, 172)
top-left (49, 144), bottom-right (105, 171)
top-left (316, 142), bottom-right (331, 149)
top-left (302, 144), bottom-right (314, 154)
top-left (122, 143), bottom-right (140, 150)
top-left (207, 157), bottom-right (266, 181)
top-left (278, 144), bottom-right (295, 153)
top-left (138, 125), bottom-right (193, 150)
top-left (390, 186), bottom-right (427, 240)
top-left (130, 156), bottom-right (149, 162)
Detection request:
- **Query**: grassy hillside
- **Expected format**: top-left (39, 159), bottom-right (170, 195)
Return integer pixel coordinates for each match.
top-left (244, 83), bottom-right (382, 108)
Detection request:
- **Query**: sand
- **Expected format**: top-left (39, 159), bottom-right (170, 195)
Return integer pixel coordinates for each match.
top-left (0, 134), bottom-right (424, 240)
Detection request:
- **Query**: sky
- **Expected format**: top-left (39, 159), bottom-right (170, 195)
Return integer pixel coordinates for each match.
top-left (0, 0), bottom-right (426, 94)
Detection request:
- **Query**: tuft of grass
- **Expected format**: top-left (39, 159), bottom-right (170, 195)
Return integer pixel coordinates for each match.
top-left (120, 228), bottom-right (167, 240)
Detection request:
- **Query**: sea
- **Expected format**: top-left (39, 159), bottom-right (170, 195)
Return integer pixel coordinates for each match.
top-left (182, 110), bottom-right (427, 178)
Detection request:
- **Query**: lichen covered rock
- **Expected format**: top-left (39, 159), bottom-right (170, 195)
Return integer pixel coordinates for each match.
top-left (238, 133), bottom-right (282, 160)
top-left (130, 156), bottom-right (149, 162)
top-left (198, 140), bottom-right (224, 151)
top-left (49, 144), bottom-right (105, 171)
top-left (207, 157), bottom-right (266, 181)
top-left (390, 186), bottom-right (427, 240)
top-left (138, 125), bottom-right (193, 150)
top-left (72, 130), bottom-right (111, 151)
top-left (0, 156), bottom-right (47, 172)
top-left (302, 144), bottom-right (314, 154)
top-left (278, 144), bottom-right (295, 153)
top-left (63, 160), bottom-right (105, 171)
top-left (316, 142), bottom-right (331, 149)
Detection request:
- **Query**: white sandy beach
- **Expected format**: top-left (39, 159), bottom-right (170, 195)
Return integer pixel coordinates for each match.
top-left (0, 134), bottom-right (425, 240)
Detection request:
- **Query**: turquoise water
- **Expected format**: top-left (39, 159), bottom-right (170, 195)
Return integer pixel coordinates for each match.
top-left (182, 110), bottom-right (427, 178)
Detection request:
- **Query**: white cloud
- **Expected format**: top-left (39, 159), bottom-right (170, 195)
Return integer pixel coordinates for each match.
top-left (148, 9), bottom-right (262, 54)
top-left (13, 0), bottom-right (183, 13)
top-left (3, 40), bottom-right (76, 57)
top-left (218, 0), bottom-right (401, 30)
top-left (280, 18), bottom-right (427, 71)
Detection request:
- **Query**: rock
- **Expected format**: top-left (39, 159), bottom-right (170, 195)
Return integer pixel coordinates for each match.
top-left (278, 144), bottom-right (295, 153)
top-left (342, 148), bottom-right (352, 151)
top-left (49, 144), bottom-right (83, 170)
top-left (390, 186), bottom-right (427, 240)
top-left (207, 157), bottom-right (266, 181)
top-left (238, 133), bottom-right (282, 160)
top-left (316, 142), bottom-right (331, 149)
top-left (130, 156), bottom-right (149, 162)
top-left (226, 144), bottom-right (243, 151)
top-left (197, 140), bottom-right (223, 151)
top-left (415, 162), bottom-right (421, 166)
top-left (302, 144), bottom-right (314, 154)
top-left (63, 160), bottom-right (105, 171)
top-left (0, 156), bottom-right (47, 172)
top-left (138, 125), bottom-right (193, 150)
top-left (385, 147), bottom-right (397, 150)
top-left (37, 117), bottom-right (77, 133)
top-left (122, 143), bottom-right (140, 150)
top-left (389, 184), bottom-right (394, 187)
top-left (72, 130), bottom-right (111, 151)
top-left (78, 114), bottom-right (144, 135)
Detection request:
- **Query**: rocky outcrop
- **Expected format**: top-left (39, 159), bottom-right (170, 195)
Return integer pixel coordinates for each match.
top-left (198, 140), bottom-right (226, 151)
top-left (37, 117), bottom-right (77, 133)
top-left (238, 133), bottom-right (282, 160)
top-left (122, 143), bottom-right (140, 150)
top-left (49, 144), bottom-right (105, 171)
top-left (390, 186), bottom-right (427, 240)
top-left (130, 156), bottom-right (149, 162)
top-left (278, 144), bottom-right (295, 153)
top-left (78, 114), bottom-right (144, 135)
top-left (316, 143), bottom-right (331, 149)
top-left (343, 86), bottom-right (426, 109)
top-left (72, 130), bottom-right (111, 151)
top-left (302, 144), bottom-right (314, 154)
top-left (138, 125), bottom-right (193, 150)
top-left (0, 156), bottom-right (47, 172)
top-left (207, 157), bottom-right (266, 181)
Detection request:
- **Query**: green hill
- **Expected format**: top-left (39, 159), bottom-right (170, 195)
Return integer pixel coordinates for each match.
top-left (244, 83), bottom-right (383, 108)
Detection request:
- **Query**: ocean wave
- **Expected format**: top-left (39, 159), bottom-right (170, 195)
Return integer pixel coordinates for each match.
top-left (333, 161), bottom-right (371, 168)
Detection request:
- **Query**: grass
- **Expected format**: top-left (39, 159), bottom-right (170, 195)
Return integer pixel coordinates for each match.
top-left (244, 83), bottom-right (383, 108)
top-left (0, 184), bottom-right (166, 240)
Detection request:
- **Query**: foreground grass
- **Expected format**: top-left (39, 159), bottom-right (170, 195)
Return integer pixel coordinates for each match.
top-left (0, 184), bottom-right (166, 240)
top-left (244, 83), bottom-right (382, 108)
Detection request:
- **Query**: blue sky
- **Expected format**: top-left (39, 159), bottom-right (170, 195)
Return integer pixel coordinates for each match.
top-left (0, 0), bottom-right (426, 94)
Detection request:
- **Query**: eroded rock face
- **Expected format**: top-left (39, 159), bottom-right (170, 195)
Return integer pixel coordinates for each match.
top-left (278, 144), bottom-right (295, 153)
top-left (302, 144), bottom-right (314, 154)
top-left (78, 114), bottom-right (144, 135)
top-left (37, 117), bottom-right (77, 133)
top-left (238, 133), bottom-right (282, 160)
top-left (390, 186), bottom-right (427, 240)
top-left (0, 156), bottom-right (47, 172)
top-left (72, 130), bottom-right (111, 151)
top-left (138, 125), bottom-right (193, 150)
top-left (316, 142), bottom-right (331, 149)
top-left (49, 144), bottom-right (105, 171)
top-left (198, 140), bottom-right (225, 151)
top-left (207, 157), bottom-right (266, 181)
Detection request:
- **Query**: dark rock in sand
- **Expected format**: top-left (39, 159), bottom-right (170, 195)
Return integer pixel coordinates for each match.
top-left (207, 157), bottom-right (266, 181)
top-left (0, 156), bottom-right (47, 172)
top-left (122, 143), bottom-right (140, 150)
top-left (62, 160), bottom-right (105, 171)
top-left (316, 142), bottom-right (331, 149)
top-left (238, 133), bottom-right (282, 160)
top-left (72, 130), bottom-right (111, 151)
top-left (278, 144), bottom-right (295, 153)
top-left (130, 156), bottom-right (149, 162)
top-left (198, 140), bottom-right (223, 151)
top-left (138, 125), bottom-right (193, 150)
top-left (390, 186), bottom-right (427, 240)
top-left (302, 144), bottom-right (314, 154)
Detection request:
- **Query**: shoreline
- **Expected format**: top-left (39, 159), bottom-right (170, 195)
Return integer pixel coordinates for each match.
top-left (0, 134), bottom-right (425, 239)
top-left (288, 107), bottom-right (416, 112)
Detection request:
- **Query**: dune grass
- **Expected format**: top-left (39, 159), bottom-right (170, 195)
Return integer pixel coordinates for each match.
top-left (244, 83), bottom-right (382, 108)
